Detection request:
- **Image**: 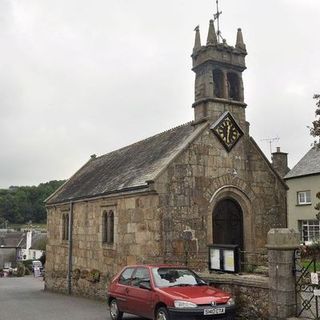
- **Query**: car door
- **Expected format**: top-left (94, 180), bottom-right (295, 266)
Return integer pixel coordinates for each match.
top-left (114, 267), bottom-right (135, 313)
top-left (126, 267), bottom-right (154, 318)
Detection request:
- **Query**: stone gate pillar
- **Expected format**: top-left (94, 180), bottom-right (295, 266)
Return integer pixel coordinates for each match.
top-left (266, 228), bottom-right (300, 320)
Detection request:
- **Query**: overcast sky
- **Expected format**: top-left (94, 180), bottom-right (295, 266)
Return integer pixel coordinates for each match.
top-left (1, 0), bottom-right (319, 188)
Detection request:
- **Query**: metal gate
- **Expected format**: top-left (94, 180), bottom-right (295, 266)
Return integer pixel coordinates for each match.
top-left (295, 249), bottom-right (320, 319)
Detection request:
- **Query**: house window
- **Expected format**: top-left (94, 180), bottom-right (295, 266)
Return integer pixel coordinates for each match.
top-left (103, 210), bottom-right (114, 244)
top-left (62, 213), bottom-right (69, 241)
top-left (299, 220), bottom-right (320, 243)
top-left (297, 191), bottom-right (311, 205)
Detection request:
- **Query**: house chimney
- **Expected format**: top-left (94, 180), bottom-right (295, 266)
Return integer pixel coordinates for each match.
top-left (26, 230), bottom-right (32, 250)
top-left (271, 147), bottom-right (290, 178)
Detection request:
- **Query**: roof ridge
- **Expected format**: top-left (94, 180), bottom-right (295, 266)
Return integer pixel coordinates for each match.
top-left (94, 121), bottom-right (193, 160)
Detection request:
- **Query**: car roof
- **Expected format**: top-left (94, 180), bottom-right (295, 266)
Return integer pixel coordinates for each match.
top-left (123, 264), bottom-right (188, 269)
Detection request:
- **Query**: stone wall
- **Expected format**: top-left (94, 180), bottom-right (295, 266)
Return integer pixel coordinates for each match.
top-left (201, 273), bottom-right (269, 319)
top-left (155, 121), bottom-right (287, 270)
top-left (46, 193), bottom-right (162, 298)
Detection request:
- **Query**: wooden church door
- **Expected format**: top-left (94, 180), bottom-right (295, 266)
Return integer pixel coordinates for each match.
top-left (212, 198), bottom-right (244, 250)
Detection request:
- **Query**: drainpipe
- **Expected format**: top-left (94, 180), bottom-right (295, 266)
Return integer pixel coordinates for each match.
top-left (67, 201), bottom-right (73, 295)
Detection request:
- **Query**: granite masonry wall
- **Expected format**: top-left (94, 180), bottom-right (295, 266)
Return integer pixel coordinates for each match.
top-left (46, 193), bottom-right (162, 298)
top-left (155, 121), bottom-right (287, 269)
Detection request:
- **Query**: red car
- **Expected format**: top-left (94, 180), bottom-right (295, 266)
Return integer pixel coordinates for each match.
top-left (107, 264), bottom-right (235, 320)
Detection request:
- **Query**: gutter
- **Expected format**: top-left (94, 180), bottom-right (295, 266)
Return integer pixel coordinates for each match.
top-left (67, 201), bottom-right (73, 295)
top-left (284, 172), bottom-right (320, 181)
top-left (45, 185), bottom-right (154, 208)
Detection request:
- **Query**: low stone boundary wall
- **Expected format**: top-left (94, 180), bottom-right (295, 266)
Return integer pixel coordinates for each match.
top-left (200, 272), bottom-right (269, 319)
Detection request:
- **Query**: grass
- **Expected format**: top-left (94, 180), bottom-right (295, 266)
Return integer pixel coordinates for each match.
top-left (301, 259), bottom-right (320, 271)
top-left (6, 223), bottom-right (47, 231)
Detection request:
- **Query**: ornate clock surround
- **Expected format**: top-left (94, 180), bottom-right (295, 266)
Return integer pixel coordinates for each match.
top-left (210, 112), bottom-right (243, 152)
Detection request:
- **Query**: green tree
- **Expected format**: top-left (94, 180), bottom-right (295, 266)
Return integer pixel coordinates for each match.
top-left (316, 192), bottom-right (320, 220)
top-left (310, 94), bottom-right (320, 142)
top-left (0, 180), bottom-right (65, 224)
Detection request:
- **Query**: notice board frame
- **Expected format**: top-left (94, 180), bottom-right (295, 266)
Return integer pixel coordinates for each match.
top-left (208, 244), bottom-right (240, 273)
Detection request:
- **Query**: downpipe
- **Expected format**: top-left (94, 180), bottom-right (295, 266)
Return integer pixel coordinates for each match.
top-left (67, 201), bottom-right (73, 295)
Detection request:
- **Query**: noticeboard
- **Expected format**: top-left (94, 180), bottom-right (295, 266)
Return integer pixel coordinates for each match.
top-left (208, 244), bottom-right (240, 273)
top-left (34, 267), bottom-right (42, 277)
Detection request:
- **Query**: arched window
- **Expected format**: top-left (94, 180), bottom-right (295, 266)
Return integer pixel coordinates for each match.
top-left (227, 72), bottom-right (240, 101)
top-left (212, 69), bottom-right (224, 98)
top-left (62, 213), bottom-right (69, 241)
top-left (103, 210), bottom-right (114, 244)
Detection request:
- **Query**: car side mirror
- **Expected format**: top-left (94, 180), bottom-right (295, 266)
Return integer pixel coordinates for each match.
top-left (139, 281), bottom-right (151, 290)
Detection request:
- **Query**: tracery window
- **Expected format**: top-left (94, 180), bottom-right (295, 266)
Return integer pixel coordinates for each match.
top-left (62, 213), bottom-right (69, 241)
top-left (103, 210), bottom-right (114, 244)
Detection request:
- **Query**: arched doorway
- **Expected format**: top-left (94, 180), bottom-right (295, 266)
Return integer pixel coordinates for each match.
top-left (212, 198), bottom-right (244, 250)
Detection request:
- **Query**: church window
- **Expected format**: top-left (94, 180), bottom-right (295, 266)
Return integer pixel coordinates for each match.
top-left (212, 69), bottom-right (224, 98)
top-left (227, 72), bottom-right (240, 101)
top-left (297, 191), bottom-right (311, 205)
top-left (62, 213), bottom-right (69, 241)
top-left (103, 210), bottom-right (114, 244)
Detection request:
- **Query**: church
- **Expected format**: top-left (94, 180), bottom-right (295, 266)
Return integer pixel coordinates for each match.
top-left (45, 17), bottom-right (287, 297)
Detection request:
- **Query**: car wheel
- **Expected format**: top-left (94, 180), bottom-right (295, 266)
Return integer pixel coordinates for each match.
top-left (155, 307), bottom-right (170, 320)
top-left (109, 299), bottom-right (123, 320)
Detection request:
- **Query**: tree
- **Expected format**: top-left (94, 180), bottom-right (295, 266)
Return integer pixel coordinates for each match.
top-left (310, 94), bottom-right (320, 143)
top-left (0, 180), bottom-right (65, 224)
top-left (316, 192), bottom-right (320, 221)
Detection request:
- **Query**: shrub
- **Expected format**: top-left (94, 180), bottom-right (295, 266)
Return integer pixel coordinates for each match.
top-left (16, 263), bottom-right (25, 277)
top-left (301, 240), bottom-right (320, 259)
top-left (88, 269), bottom-right (100, 283)
top-left (80, 269), bottom-right (89, 279)
top-left (73, 268), bottom-right (81, 280)
top-left (21, 259), bottom-right (33, 272)
top-left (24, 268), bottom-right (31, 275)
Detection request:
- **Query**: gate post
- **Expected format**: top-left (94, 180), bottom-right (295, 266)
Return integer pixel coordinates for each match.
top-left (266, 228), bottom-right (300, 320)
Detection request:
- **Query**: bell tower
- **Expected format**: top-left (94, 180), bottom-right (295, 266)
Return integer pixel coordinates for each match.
top-left (192, 17), bottom-right (247, 128)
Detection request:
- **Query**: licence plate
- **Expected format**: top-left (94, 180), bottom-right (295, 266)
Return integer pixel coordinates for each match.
top-left (204, 307), bottom-right (225, 315)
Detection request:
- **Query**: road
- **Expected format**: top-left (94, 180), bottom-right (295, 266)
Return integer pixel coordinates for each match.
top-left (0, 276), bottom-right (142, 320)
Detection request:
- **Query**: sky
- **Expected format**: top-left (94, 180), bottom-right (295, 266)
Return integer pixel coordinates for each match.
top-left (1, 0), bottom-right (319, 188)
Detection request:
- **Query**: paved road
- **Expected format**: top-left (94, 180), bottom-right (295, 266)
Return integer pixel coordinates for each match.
top-left (0, 276), bottom-right (141, 320)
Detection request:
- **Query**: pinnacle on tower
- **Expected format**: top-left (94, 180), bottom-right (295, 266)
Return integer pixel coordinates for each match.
top-left (206, 20), bottom-right (217, 46)
top-left (235, 28), bottom-right (246, 51)
top-left (193, 26), bottom-right (201, 52)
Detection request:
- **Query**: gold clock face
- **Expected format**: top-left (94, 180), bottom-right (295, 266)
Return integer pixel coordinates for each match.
top-left (211, 113), bottom-right (243, 151)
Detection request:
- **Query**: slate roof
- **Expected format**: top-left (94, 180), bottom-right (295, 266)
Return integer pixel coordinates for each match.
top-left (0, 232), bottom-right (25, 248)
top-left (0, 231), bottom-right (47, 249)
top-left (284, 145), bottom-right (320, 180)
top-left (46, 122), bottom-right (207, 205)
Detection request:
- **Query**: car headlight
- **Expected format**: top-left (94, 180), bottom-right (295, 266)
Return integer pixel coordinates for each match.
top-left (174, 300), bottom-right (197, 308)
top-left (227, 297), bottom-right (235, 306)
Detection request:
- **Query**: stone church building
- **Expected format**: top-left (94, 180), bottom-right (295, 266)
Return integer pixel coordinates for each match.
top-left (45, 19), bottom-right (287, 297)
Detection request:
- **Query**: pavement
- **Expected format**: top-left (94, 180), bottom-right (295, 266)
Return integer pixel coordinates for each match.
top-left (0, 276), bottom-right (141, 320)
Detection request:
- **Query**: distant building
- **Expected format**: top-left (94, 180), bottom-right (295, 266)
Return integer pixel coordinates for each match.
top-left (0, 230), bottom-right (46, 264)
top-left (45, 15), bottom-right (287, 298)
top-left (284, 145), bottom-right (320, 244)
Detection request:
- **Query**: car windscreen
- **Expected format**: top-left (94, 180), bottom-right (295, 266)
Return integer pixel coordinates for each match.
top-left (151, 267), bottom-right (205, 288)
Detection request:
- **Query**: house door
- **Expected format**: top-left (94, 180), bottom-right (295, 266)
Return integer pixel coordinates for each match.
top-left (212, 198), bottom-right (244, 250)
